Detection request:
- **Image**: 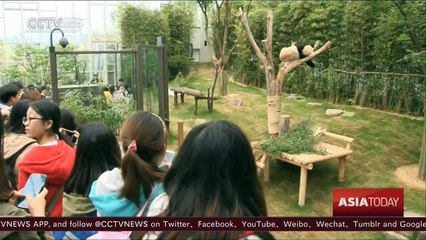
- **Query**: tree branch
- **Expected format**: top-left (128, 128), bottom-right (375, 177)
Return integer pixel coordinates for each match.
top-left (392, 0), bottom-right (421, 52)
top-left (197, 0), bottom-right (218, 63)
top-left (277, 41), bottom-right (332, 88)
top-left (221, 0), bottom-right (229, 64)
top-left (237, 7), bottom-right (267, 65)
top-left (266, 10), bottom-right (273, 65)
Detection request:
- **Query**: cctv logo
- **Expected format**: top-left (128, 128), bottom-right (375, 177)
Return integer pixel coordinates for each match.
top-left (26, 17), bottom-right (83, 33)
top-left (333, 188), bottom-right (403, 216)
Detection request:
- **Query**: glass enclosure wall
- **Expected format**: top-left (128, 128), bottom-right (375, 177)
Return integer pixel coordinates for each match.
top-left (56, 52), bottom-right (136, 102)
top-left (140, 47), bottom-right (160, 115)
top-left (52, 44), bottom-right (169, 125)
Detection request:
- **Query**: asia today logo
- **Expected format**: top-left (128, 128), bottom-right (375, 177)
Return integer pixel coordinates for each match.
top-left (333, 188), bottom-right (404, 216)
top-left (26, 17), bottom-right (83, 33)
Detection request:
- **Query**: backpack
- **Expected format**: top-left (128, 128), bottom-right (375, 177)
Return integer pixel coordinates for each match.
top-left (87, 184), bottom-right (164, 240)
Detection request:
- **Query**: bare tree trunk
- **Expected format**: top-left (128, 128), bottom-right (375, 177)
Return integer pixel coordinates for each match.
top-left (237, 9), bottom-right (279, 136)
top-left (237, 8), bottom-right (331, 137)
top-left (211, 65), bottom-right (219, 104)
top-left (217, 67), bottom-right (228, 96)
top-left (218, 69), bottom-right (228, 96)
top-left (197, 0), bottom-right (236, 98)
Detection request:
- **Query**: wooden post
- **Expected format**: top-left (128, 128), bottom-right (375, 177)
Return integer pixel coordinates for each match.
top-left (279, 114), bottom-right (290, 136)
top-left (298, 167), bottom-right (308, 207)
top-left (180, 93), bottom-right (184, 104)
top-left (338, 157), bottom-right (346, 182)
top-left (207, 87), bottom-right (212, 112)
top-left (194, 97), bottom-right (198, 115)
top-left (264, 154), bottom-right (270, 182)
top-left (174, 92), bottom-right (178, 106)
top-left (177, 121), bottom-right (184, 148)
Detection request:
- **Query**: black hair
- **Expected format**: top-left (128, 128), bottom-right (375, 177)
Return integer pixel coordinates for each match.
top-left (60, 108), bottom-right (77, 131)
top-left (158, 120), bottom-right (274, 240)
top-left (27, 84), bottom-right (35, 91)
top-left (10, 81), bottom-right (24, 90)
top-left (65, 122), bottom-right (121, 196)
top-left (29, 100), bottom-right (74, 147)
top-left (109, 85), bottom-right (115, 94)
top-left (60, 108), bottom-right (78, 144)
top-left (7, 99), bottom-right (32, 134)
top-left (0, 84), bottom-right (19, 103)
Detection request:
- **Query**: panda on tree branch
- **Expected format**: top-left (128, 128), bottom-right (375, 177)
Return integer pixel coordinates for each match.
top-left (279, 44), bottom-right (315, 68)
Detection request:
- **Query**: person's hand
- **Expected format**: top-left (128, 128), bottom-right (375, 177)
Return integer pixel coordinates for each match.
top-left (8, 190), bottom-right (24, 206)
top-left (26, 188), bottom-right (48, 217)
top-left (1, 107), bottom-right (11, 126)
top-left (1, 107), bottom-right (11, 118)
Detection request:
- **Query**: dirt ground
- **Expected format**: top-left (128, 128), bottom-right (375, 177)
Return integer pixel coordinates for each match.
top-left (394, 164), bottom-right (426, 191)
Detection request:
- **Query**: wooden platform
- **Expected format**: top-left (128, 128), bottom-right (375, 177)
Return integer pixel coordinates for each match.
top-left (170, 87), bottom-right (213, 115)
top-left (253, 131), bottom-right (354, 207)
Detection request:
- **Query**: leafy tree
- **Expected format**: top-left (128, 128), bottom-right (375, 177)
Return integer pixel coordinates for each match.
top-left (4, 44), bottom-right (80, 86)
top-left (197, 0), bottom-right (242, 96)
top-left (161, 3), bottom-right (194, 80)
top-left (117, 3), bottom-right (169, 47)
top-left (117, 2), bottom-right (194, 83)
top-left (232, 2), bottom-right (267, 87)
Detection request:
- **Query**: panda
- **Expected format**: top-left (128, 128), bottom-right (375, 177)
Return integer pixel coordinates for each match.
top-left (279, 44), bottom-right (315, 68)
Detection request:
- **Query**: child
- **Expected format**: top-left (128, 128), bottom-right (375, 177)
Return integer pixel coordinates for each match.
top-left (89, 111), bottom-right (167, 217)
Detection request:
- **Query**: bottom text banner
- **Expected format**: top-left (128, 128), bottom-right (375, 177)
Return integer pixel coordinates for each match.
top-left (0, 217), bottom-right (425, 231)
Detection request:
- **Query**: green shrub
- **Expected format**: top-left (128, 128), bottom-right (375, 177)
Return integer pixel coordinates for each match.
top-left (60, 90), bottom-right (135, 134)
top-left (261, 120), bottom-right (325, 155)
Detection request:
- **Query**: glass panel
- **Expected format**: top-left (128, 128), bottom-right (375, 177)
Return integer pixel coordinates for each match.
top-left (22, 3), bottom-right (38, 10)
top-left (73, 2), bottom-right (89, 19)
top-left (105, 5), bottom-right (117, 34)
top-left (39, 1), bottom-right (56, 11)
top-left (4, 10), bottom-right (22, 42)
top-left (141, 47), bottom-right (160, 114)
top-left (57, 2), bottom-right (73, 17)
top-left (90, 4), bottom-right (105, 34)
top-left (4, 2), bottom-right (20, 10)
top-left (120, 53), bottom-right (136, 98)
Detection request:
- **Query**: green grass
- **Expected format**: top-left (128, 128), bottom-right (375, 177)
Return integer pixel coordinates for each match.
top-left (167, 66), bottom-right (425, 239)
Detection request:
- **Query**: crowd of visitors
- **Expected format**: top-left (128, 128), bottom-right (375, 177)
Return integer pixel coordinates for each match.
top-left (0, 81), bottom-right (274, 240)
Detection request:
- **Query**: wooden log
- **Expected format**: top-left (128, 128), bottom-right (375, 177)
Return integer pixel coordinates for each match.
top-left (170, 87), bottom-right (205, 97)
top-left (180, 92), bottom-right (184, 103)
top-left (338, 156), bottom-right (346, 182)
top-left (194, 97), bottom-right (198, 115)
top-left (256, 161), bottom-right (265, 169)
top-left (279, 114), bottom-right (290, 136)
top-left (277, 153), bottom-right (314, 170)
top-left (299, 149), bottom-right (353, 165)
top-left (298, 167), bottom-right (308, 207)
top-left (173, 92), bottom-right (178, 107)
top-left (207, 88), bottom-right (212, 112)
top-left (323, 131), bottom-right (354, 143)
top-left (263, 154), bottom-right (270, 182)
top-left (177, 121), bottom-right (184, 148)
top-left (282, 152), bottom-right (303, 164)
top-left (256, 154), bottom-right (266, 169)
